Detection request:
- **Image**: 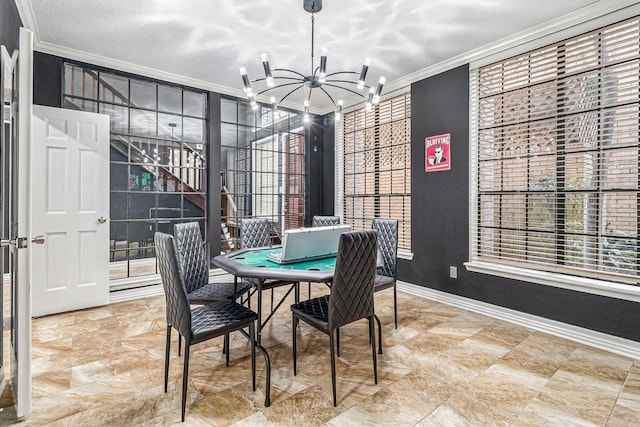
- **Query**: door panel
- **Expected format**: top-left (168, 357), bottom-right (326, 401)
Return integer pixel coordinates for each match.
top-left (31, 105), bottom-right (110, 317)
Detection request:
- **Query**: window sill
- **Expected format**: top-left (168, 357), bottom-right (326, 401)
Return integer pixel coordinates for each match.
top-left (464, 261), bottom-right (640, 303)
top-left (398, 249), bottom-right (414, 261)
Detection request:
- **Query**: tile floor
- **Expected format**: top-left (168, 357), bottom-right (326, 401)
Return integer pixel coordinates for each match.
top-left (0, 280), bottom-right (639, 426)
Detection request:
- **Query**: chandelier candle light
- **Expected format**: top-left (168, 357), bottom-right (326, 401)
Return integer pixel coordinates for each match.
top-left (239, 0), bottom-right (385, 122)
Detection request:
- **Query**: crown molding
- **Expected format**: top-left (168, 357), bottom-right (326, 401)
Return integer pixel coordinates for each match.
top-left (17, 0), bottom-right (640, 116)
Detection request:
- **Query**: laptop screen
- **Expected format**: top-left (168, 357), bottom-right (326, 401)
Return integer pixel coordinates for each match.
top-left (278, 224), bottom-right (351, 263)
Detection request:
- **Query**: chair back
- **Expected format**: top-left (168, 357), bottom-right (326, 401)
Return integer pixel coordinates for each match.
top-left (240, 218), bottom-right (270, 249)
top-left (372, 218), bottom-right (398, 278)
top-left (329, 230), bottom-right (378, 330)
top-left (154, 232), bottom-right (192, 340)
top-left (173, 222), bottom-right (208, 294)
top-left (312, 215), bottom-right (340, 227)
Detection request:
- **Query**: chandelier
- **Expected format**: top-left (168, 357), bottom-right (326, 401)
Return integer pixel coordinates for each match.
top-left (239, 0), bottom-right (385, 121)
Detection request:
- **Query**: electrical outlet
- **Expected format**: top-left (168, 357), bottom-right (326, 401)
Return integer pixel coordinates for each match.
top-left (449, 266), bottom-right (457, 279)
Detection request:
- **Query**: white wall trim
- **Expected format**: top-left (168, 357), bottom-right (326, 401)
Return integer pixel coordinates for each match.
top-left (464, 261), bottom-right (640, 303)
top-left (397, 281), bottom-right (640, 360)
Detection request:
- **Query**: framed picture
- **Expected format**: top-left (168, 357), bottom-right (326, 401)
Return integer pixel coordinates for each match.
top-left (425, 133), bottom-right (451, 172)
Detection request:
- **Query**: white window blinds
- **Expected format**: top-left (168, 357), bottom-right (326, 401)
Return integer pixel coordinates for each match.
top-left (472, 17), bottom-right (640, 284)
top-left (340, 93), bottom-right (412, 250)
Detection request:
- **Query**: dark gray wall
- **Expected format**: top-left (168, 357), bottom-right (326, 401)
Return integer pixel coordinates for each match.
top-left (0, 0), bottom-right (21, 53)
top-left (404, 64), bottom-right (640, 342)
top-left (304, 115), bottom-right (335, 226)
top-left (33, 52), bottom-right (63, 107)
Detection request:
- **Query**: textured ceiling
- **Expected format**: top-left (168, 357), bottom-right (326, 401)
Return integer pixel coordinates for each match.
top-left (19, 0), bottom-right (606, 113)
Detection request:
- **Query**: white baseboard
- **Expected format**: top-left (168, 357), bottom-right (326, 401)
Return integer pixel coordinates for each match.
top-left (109, 283), bottom-right (164, 303)
top-left (397, 281), bottom-right (640, 360)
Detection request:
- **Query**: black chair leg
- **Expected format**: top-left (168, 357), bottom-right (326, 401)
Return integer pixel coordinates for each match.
top-left (181, 342), bottom-right (190, 422)
top-left (178, 334), bottom-right (182, 356)
top-left (250, 323), bottom-right (256, 391)
top-left (164, 325), bottom-right (171, 393)
top-left (374, 313), bottom-right (383, 354)
top-left (292, 313), bottom-right (298, 375)
top-left (329, 330), bottom-right (337, 407)
top-left (224, 334), bottom-right (230, 367)
top-left (369, 318), bottom-right (378, 384)
top-left (393, 285), bottom-right (398, 329)
top-left (308, 282), bottom-right (311, 299)
top-left (336, 327), bottom-right (340, 357)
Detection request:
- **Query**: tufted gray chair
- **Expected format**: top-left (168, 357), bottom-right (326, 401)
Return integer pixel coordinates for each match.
top-left (311, 215), bottom-right (340, 228)
top-left (155, 232), bottom-right (258, 422)
top-left (291, 230), bottom-right (378, 406)
top-left (240, 218), bottom-right (271, 249)
top-left (240, 218), bottom-right (299, 323)
top-left (174, 222), bottom-right (252, 305)
top-left (368, 218), bottom-right (399, 355)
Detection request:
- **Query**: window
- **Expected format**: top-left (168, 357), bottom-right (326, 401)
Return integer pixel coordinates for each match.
top-left (470, 17), bottom-right (640, 289)
top-left (63, 63), bottom-right (208, 280)
top-left (338, 92), bottom-right (412, 251)
top-left (220, 98), bottom-right (305, 250)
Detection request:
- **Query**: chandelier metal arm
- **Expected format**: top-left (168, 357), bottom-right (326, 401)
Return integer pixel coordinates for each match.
top-left (272, 68), bottom-right (308, 79)
top-left (256, 82), bottom-right (305, 97)
top-left (322, 82), bottom-right (368, 99)
top-left (251, 76), bottom-right (303, 85)
top-left (319, 86), bottom-right (338, 107)
top-left (280, 84), bottom-right (306, 104)
top-left (326, 71), bottom-right (358, 78)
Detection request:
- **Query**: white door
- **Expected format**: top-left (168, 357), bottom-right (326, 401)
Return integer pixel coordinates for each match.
top-left (9, 27), bottom-right (33, 418)
top-left (31, 105), bottom-right (110, 317)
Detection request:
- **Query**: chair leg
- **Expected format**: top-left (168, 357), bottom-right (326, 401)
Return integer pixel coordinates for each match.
top-left (369, 317), bottom-right (378, 384)
top-left (270, 288), bottom-right (274, 312)
top-left (336, 327), bottom-right (340, 357)
top-left (224, 334), bottom-right (230, 367)
top-left (308, 281), bottom-right (311, 299)
top-left (178, 334), bottom-right (182, 356)
top-left (292, 313), bottom-right (298, 375)
top-left (329, 329), bottom-right (337, 407)
top-left (250, 322), bottom-right (256, 391)
top-left (374, 313), bottom-right (383, 354)
top-left (164, 325), bottom-right (171, 393)
top-left (181, 342), bottom-right (190, 422)
top-left (393, 284), bottom-right (398, 329)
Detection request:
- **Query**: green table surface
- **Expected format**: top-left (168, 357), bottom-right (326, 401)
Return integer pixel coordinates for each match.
top-left (230, 247), bottom-right (336, 270)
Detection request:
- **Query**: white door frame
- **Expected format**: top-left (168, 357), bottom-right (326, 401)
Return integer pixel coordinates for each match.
top-left (12, 26), bottom-right (33, 418)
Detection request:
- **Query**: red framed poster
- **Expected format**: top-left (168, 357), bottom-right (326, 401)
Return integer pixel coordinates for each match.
top-left (425, 133), bottom-right (451, 172)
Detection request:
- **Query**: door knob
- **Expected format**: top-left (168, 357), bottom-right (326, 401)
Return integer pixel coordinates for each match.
top-left (0, 239), bottom-right (15, 247)
top-left (98, 217), bottom-right (107, 224)
top-left (31, 236), bottom-right (45, 244)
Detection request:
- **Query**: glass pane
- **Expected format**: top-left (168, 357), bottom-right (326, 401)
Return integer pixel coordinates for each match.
top-left (110, 163), bottom-right (129, 191)
top-left (131, 109), bottom-right (157, 137)
top-left (221, 98), bottom-right (237, 123)
top-left (110, 193), bottom-right (127, 220)
top-left (158, 85), bottom-right (182, 114)
top-left (100, 73), bottom-right (129, 105)
top-left (128, 193), bottom-right (156, 219)
top-left (221, 123), bottom-right (237, 147)
top-left (183, 117), bottom-right (204, 143)
top-left (100, 103), bottom-right (128, 134)
top-left (184, 91), bottom-right (206, 118)
top-left (130, 80), bottom-right (156, 110)
top-left (158, 114), bottom-right (182, 139)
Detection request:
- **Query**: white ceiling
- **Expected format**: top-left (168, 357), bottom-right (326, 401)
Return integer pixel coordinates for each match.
top-left (16, 0), bottom-right (624, 114)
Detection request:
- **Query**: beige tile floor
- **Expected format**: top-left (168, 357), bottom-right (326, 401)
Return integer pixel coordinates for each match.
top-left (0, 282), bottom-right (639, 426)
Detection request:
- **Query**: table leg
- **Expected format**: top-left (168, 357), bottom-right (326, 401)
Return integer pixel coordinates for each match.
top-left (257, 280), bottom-right (264, 345)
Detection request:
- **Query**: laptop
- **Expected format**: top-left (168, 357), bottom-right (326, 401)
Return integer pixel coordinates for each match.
top-left (267, 224), bottom-right (351, 264)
